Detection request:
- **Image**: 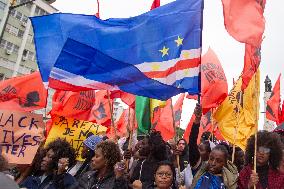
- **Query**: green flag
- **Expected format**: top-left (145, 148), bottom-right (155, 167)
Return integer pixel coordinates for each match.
top-left (135, 96), bottom-right (151, 135)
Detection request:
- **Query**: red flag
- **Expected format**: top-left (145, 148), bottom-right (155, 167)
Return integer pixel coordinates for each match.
top-left (0, 72), bottom-right (47, 112)
top-left (115, 108), bottom-right (136, 137)
top-left (183, 112), bottom-right (224, 144)
top-left (151, 0), bottom-right (160, 10)
top-left (198, 111), bottom-right (224, 142)
top-left (183, 114), bottom-right (196, 143)
top-left (90, 90), bottom-right (112, 126)
top-left (241, 44), bottom-right (261, 90)
top-left (110, 90), bottom-right (135, 108)
top-left (45, 119), bottom-right (53, 138)
top-left (155, 95), bottom-right (185, 141)
top-left (222, 0), bottom-right (266, 46)
top-left (154, 100), bottom-right (174, 141)
top-left (173, 94), bottom-right (185, 126)
top-left (280, 100), bottom-right (284, 124)
top-left (50, 90), bottom-right (96, 121)
top-left (186, 93), bottom-right (198, 101)
top-left (201, 48), bottom-right (228, 114)
top-left (266, 74), bottom-right (281, 124)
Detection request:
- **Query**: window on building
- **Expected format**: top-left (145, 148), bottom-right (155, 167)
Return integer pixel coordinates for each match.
top-left (15, 11), bottom-right (23, 20)
top-left (6, 42), bottom-right (13, 51)
top-left (13, 45), bottom-right (19, 54)
top-left (6, 24), bottom-right (19, 36)
top-left (21, 15), bottom-right (28, 23)
top-left (18, 29), bottom-right (24, 38)
top-left (23, 49), bottom-right (28, 56)
top-left (0, 39), bottom-right (6, 48)
top-left (35, 6), bottom-right (41, 15)
top-left (27, 51), bottom-right (34, 61)
top-left (0, 1), bottom-right (6, 10)
top-left (10, 9), bottom-right (16, 17)
top-left (27, 34), bottom-right (33, 43)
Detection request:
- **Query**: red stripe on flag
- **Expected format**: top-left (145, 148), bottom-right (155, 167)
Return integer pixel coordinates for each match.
top-left (143, 58), bottom-right (200, 78)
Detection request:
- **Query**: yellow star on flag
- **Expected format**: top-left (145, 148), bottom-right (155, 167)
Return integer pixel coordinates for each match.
top-left (175, 36), bottom-right (184, 47)
top-left (151, 64), bottom-right (161, 71)
top-left (184, 69), bottom-right (189, 75)
top-left (183, 51), bottom-right (190, 59)
top-left (159, 46), bottom-right (169, 57)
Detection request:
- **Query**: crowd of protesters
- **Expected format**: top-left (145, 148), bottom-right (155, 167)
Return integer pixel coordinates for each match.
top-left (1, 104), bottom-right (284, 189)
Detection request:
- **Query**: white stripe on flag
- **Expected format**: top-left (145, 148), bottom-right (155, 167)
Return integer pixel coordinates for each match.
top-left (50, 67), bottom-right (118, 90)
top-left (154, 66), bottom-right (200, 85)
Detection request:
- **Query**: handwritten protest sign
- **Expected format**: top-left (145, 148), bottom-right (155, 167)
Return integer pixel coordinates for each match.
top-left (45, 115), bottom-right (107, 161)
top-left (0, 110), bottom-right (44, 164)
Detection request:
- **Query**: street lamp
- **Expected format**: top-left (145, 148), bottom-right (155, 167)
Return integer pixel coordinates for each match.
top-left (0, 0), bottom-right (36, 42)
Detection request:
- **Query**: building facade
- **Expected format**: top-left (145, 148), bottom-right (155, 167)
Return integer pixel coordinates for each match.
top-left (113, 98), bottom-right (125, 122)
top-left (0, 0), bottom-right (57, 80)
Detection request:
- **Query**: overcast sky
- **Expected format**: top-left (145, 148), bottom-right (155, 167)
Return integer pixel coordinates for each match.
top-left (52, 0), bottom-right (284, 129)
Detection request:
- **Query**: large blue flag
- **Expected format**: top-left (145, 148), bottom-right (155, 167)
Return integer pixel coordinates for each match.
top-left (31, 0), bottom-right (203, 100)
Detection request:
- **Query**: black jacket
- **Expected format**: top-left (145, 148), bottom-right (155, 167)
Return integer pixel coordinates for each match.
top-left (72, 170), bottom-right (128, 189)
top-left (19, 173), bottom-right (76, 189)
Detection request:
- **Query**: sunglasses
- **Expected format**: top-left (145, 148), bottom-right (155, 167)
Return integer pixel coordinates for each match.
top-left (258, 146), bottom-right (270, 154)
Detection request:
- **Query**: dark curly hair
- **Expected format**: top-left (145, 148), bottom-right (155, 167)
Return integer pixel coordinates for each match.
top-left (44, 138), bottom-right (77, 173)
top-left (148, 131), bottom-right (168, 161)
top-left (245, 130), bottom-right (283, 170)
top-left (95, 140), bottom-right (121, 168)
top-left (154, 161), bottom-right (177, 189)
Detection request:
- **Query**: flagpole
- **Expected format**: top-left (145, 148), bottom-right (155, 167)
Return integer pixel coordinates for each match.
top-left (126, 107), bottom-right (131, 133)
top-left (253, 71), bottom-right (259, 189)
top-left (232, 92), bottom-right (242, 164)
top-left (209, 108), bottom-right (215, 141)
top-left (107, 90), bottom-right (117, 139)
top-left (126, 107), bottom-right (134, 171)
top-left (170, 98), bottom-right (177, 143)
top-left (170, 98), bottom-right (181, 181)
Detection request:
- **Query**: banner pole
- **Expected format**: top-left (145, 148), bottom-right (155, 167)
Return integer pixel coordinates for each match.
top-left (170, 98), bottom-right (181, 181)
top-left (107, 90), bottom-right (117, 138)
top-left (253, 71), bottom-right (259, 189)
top-left (126, 107), bottom-right (134, 171)
top-left (232, 91), bottom-right (242, 164)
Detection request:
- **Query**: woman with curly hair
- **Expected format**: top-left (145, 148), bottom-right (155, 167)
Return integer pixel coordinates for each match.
top-left (20, 138), bottom-right (77, 189)
top-left (73, 140), bottom-right (128, 189)
top-left (238, 131), bottom-right (284, 189)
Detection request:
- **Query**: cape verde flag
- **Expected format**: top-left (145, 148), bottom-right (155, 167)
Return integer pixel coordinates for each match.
top-left (31, 0), bottom-right (203, 100)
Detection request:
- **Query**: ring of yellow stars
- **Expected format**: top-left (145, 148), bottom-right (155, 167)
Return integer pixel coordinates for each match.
top-left (175, 36), bottom-right (184, 47)
top-left (159, 46), bottom-right (169, 57)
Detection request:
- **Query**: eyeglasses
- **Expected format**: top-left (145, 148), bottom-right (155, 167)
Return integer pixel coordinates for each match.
top-left (156, 172), bottom-right (172, 178)
top-left (258, 146), bottom-right (270, 154)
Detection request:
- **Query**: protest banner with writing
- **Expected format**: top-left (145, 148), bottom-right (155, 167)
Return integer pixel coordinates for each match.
top-left (0, 110), bottom-right (45, 164)
top-left (45, 115), bottom-right (107, 161)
